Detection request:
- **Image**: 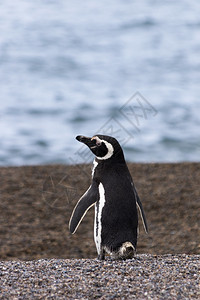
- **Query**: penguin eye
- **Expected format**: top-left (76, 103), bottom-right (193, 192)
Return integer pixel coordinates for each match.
top-left (92, 137), bottom-right (101, 147)
top-left (90, 137), bottom-right (102, 149)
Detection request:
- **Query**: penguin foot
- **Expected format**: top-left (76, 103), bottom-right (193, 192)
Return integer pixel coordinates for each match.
top-left (109, 242), bottom-right (135, 260)
top-left (98, 249), bottom-right (105, 260)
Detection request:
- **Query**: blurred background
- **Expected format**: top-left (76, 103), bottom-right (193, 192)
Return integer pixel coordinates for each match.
top-left (0, 0), bottom-right (200, 166)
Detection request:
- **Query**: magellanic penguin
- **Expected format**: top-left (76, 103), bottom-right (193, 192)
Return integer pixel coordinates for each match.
top-left (69, 135), bottom-right (148, 260)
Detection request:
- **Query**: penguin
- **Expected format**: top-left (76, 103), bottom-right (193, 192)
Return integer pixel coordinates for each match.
top-left (69, 134), bottom-right (148, 260)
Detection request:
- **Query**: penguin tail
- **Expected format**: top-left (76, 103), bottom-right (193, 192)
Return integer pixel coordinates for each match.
top-left (117, 242), bottom-right (135, 260)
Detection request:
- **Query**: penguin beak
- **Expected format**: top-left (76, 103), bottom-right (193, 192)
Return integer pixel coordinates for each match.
top-left (76, 135), bottom-right (90, 143)
top-left (76, 135), bottom-right (97, 148)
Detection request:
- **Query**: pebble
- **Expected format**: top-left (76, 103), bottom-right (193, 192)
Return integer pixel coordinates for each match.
top-left (0, 255), bottom-right (199, 299)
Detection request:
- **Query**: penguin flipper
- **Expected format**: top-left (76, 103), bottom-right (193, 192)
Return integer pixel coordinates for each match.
top-left (135, 191), bottom-right (148, 234)
top-left (69, 181), bottom-right (98, 234)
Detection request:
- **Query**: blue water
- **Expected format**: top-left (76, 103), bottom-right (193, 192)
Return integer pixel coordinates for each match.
top-left (0, 0), bottom-right (200, 166)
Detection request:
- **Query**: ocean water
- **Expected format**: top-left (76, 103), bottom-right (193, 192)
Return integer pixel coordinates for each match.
top-left (0, 0), bottom-right (200, 166)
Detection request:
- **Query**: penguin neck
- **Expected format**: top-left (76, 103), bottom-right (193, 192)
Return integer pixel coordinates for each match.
top-left (95, 150), bottom-right (126, 166)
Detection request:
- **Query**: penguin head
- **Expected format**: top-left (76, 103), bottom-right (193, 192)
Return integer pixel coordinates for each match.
top-left (76, 134), bottom-right (124, 161)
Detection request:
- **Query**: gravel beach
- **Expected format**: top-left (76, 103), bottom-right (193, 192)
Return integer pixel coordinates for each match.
top-left (0, 255), bottom-right (199, 299)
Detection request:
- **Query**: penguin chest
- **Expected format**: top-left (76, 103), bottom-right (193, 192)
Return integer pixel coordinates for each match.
top-left (94, 182), bottom-right (106, 254)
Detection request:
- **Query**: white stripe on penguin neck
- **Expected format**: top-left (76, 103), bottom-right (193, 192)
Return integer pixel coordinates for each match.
top-left (95, 137), bottom-right (114, 160)
top-left (92, 159), bottom-right (98, 177)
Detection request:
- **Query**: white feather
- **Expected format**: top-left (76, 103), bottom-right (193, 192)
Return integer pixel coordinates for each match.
top-left (92, 159), bottom-right (98, 177)
top-left (94, 183), bottom-right (106, 254)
